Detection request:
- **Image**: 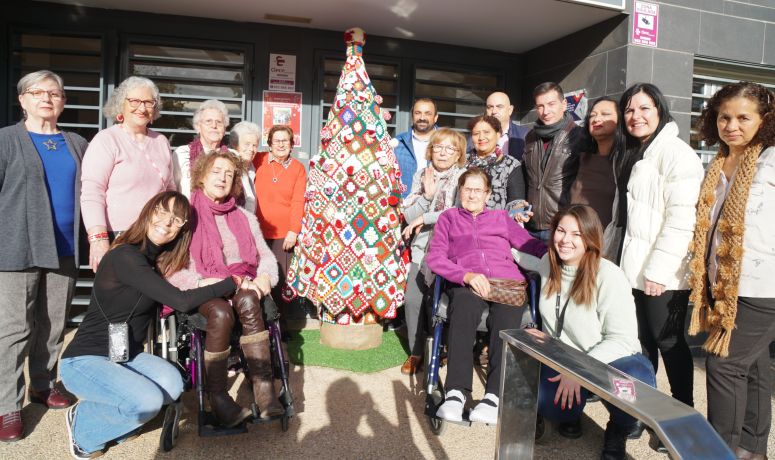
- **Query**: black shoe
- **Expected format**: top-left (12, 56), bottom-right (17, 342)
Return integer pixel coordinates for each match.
top-left (655, 440), bottom-right (668, 453)
top-left (535, 415), bottom-right (545, 441)
top-left (558, 418), bottom-right (582, 439)
top-left (626, 421), bottom-right (646, 439)
top-left (601, 421), bottom-right (627, 460)
top-left (586, 393), bottom-right (601, 403)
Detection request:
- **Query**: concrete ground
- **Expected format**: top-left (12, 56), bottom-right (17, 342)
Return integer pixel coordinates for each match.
top-left (2, 327), bottom-right (774, 460)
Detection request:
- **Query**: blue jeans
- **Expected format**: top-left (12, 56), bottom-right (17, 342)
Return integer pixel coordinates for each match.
top-left (538, 353), bottom-right (656, 427)
top-left (60, 353), bottom-right (183, 453)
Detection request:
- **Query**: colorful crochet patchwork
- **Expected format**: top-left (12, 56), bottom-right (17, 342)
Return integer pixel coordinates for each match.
top-left (285, 28), bottom-right (407, 325)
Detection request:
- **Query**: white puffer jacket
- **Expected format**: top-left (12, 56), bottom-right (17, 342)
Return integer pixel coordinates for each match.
top-left (607, 122), bottom-right (704, 291)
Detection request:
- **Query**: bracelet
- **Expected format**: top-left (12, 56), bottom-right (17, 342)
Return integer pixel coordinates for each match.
top-left (88, 232), bottom-right (109, 242)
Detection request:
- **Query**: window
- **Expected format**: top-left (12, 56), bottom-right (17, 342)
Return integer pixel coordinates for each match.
top-left (127, 42), bottom-right (248, 147)
top-left (319, 57), bottom-right (399, 138)
top-left (691, 59), bottom-right (775, 165)
top-left (413, 67), bottom-right (501, 132)
top-left (10, 32), bottom-right (104, 140)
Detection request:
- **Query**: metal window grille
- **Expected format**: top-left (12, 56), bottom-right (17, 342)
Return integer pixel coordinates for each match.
top-left (127, 41), bottom-right (248, 147)
top-left (413, 67), bottom-right (501, 133)
top-left (10, 32), bottom-right (104, 140)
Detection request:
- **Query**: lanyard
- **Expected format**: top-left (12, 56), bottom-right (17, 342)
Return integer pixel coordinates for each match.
top-left (554, 293), bottom-right (571, 339)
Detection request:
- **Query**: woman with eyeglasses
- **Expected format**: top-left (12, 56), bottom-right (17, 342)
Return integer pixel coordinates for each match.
top-left (172, 99), bottom-right (231, 198)
top-left (399, 128), bottom-right (466, 375)
top-left (60, 191), bottom-right (243, 458)
top-left (168, 152), bottom-right (283, 427)
top-left (81, 76), bottom-right (176, 272)
top-left (466, 115), bottom-right (526, 213)
top-left (253, 125), bottom-right (307, 322)
top-left (0, 70), bottom-right (88, 442)
top-left (426, 168), bottom-right (546, 425)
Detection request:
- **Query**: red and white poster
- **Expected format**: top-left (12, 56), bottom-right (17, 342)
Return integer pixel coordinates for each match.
top-left (261, 91), bottom-right (302, 147)
top-left (632, 1), bottom-right (659, 47)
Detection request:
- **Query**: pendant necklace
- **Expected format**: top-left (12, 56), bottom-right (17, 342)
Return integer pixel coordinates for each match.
top-left (270, 156), bottom-right (287, 183)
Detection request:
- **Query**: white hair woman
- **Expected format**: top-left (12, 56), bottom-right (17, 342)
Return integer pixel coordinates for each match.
top-left (81, 76), bottom-right (175, 272)
top-left (0, 70), bottom-right (88, 441)
top-left (172, 99), bottom-right (230, 197)
top-left (228, 120), bottom-right (261, 213)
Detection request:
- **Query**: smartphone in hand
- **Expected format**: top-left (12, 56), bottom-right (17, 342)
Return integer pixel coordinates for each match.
top-left (509, 204), bottom-right (533, 219)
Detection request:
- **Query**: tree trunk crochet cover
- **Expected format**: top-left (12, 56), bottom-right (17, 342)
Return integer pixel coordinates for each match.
top-left (284, 28), bottom-right (407, 325)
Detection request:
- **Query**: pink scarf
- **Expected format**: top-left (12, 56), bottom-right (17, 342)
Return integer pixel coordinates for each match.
top-left (190, 189), bottom-right (258, 278)
top-left (188, 138), bottom-right (228, 172)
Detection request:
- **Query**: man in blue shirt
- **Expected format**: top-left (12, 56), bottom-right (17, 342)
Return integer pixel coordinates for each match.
top-left (393, 98), bottom-right (438, 197)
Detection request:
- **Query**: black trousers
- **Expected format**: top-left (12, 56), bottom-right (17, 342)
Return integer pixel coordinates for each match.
top-left (633, 289), bottom-right (694, 406)
top-left (706, 296), bottom-right (775, 455)
top-left (444, 287), bottom-right (522, 396)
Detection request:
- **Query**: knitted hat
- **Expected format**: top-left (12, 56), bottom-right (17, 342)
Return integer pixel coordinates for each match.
top-left (285, 27), bottom-right (407, 326)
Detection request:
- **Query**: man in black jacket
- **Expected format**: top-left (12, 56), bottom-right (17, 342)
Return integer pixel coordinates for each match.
top-left (522, 82), bottom-right (583, 242)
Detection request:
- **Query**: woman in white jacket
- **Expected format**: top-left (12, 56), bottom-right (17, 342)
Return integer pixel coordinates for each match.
top-left (606, 83), bottom-right (704, 420)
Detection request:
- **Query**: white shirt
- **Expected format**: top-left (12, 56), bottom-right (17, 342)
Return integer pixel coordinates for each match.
top-left (411, 130), bottom-right (429, 171)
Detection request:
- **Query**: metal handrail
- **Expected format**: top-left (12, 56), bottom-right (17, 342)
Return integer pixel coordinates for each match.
top-left (495, 328), bottom-right (734, 460)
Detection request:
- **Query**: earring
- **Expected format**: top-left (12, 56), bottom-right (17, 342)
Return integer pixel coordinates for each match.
top-left (117, 114), bottom-right (124, 122)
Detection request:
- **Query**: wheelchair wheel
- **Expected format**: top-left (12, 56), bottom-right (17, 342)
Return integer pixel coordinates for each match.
top-left (427, 386), bottom-right (447, 436)
top-left (159, 402), bottom-right (182, 452)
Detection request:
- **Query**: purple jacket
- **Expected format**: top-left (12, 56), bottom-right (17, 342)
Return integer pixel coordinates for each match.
top-left (426, 208), bottom-right (547, 285)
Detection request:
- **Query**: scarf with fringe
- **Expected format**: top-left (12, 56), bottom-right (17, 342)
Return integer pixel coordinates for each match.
top-left (688, 143), bottom-right (762, 357)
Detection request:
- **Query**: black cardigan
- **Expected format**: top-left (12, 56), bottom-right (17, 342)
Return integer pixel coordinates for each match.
top-left (63, 241), bottom-right (236, 359)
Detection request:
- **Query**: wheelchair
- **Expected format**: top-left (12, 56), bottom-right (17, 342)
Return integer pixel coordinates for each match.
top-left (147, 295), bottom-right (295, 452)
top-left (423, 270), bottom-right (540, 435)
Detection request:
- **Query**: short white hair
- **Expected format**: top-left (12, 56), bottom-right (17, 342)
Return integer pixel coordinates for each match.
top-left (17, 70), bottom-right (64, 95)
top-left (229, 121), bottom-right (261, 149)
top-left (193, 99), bottom-right (230, 127)
top-left (103, 76), bottom-right (161, 121)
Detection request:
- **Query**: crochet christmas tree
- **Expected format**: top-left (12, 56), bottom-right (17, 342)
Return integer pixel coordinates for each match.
top-left (285, 28), bottom-right (407, 326)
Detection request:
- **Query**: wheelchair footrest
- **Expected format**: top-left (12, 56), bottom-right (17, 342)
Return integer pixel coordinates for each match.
top-left (198, 412), bottom-right (250, 437)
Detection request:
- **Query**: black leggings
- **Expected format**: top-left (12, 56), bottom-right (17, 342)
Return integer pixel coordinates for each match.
top-left (633, 289), bottom-right (693, 406)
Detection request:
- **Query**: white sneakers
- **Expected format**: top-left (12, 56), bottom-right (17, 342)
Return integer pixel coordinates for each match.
top-left (469, 393), bottom-right (499, 425)
top-left (436, 391), bottom-right (499, 425)
top-left (436, 389), bottom-right (465, 422)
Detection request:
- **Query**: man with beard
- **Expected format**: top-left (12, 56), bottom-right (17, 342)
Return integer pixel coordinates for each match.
top-left (522, 82), bottom-right (582, 242)
top-left (478, 91), bottom-right (530, 162)
top-left (393, 98), bottom-right (438, 197)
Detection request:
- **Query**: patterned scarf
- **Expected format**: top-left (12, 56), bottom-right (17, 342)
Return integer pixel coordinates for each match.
top-left (688, 143), bottom-right (762, 357)
top-left (189, 189), bottom-right (258, 279)
top-left (402, 165), bottom-right (462, 214)
top-left (467, 146), bottom-right (518, 210)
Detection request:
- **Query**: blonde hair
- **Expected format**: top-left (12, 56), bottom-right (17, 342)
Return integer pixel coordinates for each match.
top-left (425, 128), bottom-right (467, 167)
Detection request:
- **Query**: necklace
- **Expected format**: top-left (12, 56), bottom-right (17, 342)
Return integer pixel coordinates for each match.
top-left (269, 155), bottom-right (288, 183)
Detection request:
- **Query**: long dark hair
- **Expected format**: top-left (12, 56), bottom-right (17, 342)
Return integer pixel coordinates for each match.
top-left (544, 204), bottom-right (603, 307)
top-left (113, 191), bottom-right (192, 276)
top-left (614, 83), bottom-right (672, 179)
top-left (582, 96), bottom-right (624, 156)
top-left (695, 81), bottom-right (775, 153)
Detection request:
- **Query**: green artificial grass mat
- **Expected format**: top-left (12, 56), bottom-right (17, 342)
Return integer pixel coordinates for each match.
top-left (286, 328), bottom-right (407, 373)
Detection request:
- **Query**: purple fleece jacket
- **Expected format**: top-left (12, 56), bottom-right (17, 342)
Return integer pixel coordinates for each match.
top-left (426, 208), bottom-right (547, 285)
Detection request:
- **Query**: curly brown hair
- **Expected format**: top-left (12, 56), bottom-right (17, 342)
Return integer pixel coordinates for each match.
top-left (695, 81), bottom-right (775, 152)
top-left (190, 152), bottom-right (244, 200)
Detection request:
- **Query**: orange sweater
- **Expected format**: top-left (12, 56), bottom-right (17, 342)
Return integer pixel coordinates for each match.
top-left (253, 152), bottom-right (307, 239)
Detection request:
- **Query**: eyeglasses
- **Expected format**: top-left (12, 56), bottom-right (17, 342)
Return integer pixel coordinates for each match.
top-left (126, 98), bottom-right (157, 109)
top-left (461, 187), bottom-right (487, 196)
top-left (24, 89), bottom-right (65, 101)
top-left (431, 144), bottom-right (459, 155)
top-left (272, 139), bottom-right (291, 145)
top-left (154, 206), bottom-right (187, 228)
